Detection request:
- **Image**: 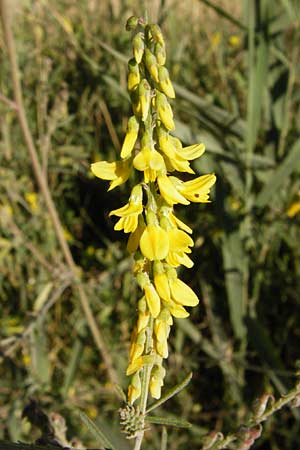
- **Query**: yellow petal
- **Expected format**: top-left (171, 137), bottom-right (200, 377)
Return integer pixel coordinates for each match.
top-left (157, 175), bottom-right (189, 206)
top-left (91, 161), bottom-right (118, 180)
top-left (140, 225), bottom-right (169, 261)
top-left (180, 143), bottom-right (205, 160)
top-left (144, 283), bottom-right (161, 318)
top-left (180, 174), bottom-right (216, 202)
top-left (168, 229), bottom-right (194, 251)
top-left (170, 278), bottom-right (199, 306)
top-left (169, 302), bottom-right (189, 318)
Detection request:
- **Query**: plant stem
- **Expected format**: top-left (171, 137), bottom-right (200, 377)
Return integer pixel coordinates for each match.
top-left (133, 317), bottom-right (154, 450)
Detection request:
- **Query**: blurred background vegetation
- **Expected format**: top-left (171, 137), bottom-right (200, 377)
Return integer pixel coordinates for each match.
top-left (1, 0), bottom-right (300, 449)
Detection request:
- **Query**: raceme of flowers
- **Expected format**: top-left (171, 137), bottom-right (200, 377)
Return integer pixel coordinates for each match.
top-left (91, 16), bottom-right (216, 406)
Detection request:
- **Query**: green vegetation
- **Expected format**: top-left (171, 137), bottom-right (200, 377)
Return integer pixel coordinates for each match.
top-left (1, 1), bottom-right (300, 449)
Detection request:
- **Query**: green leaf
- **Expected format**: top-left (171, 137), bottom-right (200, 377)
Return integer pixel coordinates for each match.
top-left (80, 412), bottom-right (116, 450)
top-left (145, 415), bottom-right (192, 428)
top-left (222, 230), bottom-right (247, 340)
top-left (256, 140), bottom-right (300, 208)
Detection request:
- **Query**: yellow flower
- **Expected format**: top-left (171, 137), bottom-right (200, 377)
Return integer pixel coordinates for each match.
top-left (229, 35), bottom-right (241, 48)
top-left (157, 175), bottom-right (189, 205)
top-left (166, 173), bottom-right (216, 203)
top-left (153, 261), bottom-right (171, 301)
top-left (287, 201), bottom-right (300, 218)
top-left (127, 216), bottom-right (146, 252)
top-left (178, 174), bottom-right (217, 202)
top-left (167, 267), bottom-right (199, 307)
top-left (128, 371), bottom-right (141, 404)
top-left (144, 283), bottom-right (161, 318)
top-left (91, 160), bottom-right (130, 191)
top-left (168, 301), bottom-right (189, 318)
top-left (139, 224), bottom-right (169, 260)
top-left (133, 147), bottom-right (165, 183)
top-left (166, 228), bottom-right (194, 268)
top-left (120, 116), bottom-right (139, 158)
top-left (25, 192), bottom-right (38, 212)
top-left (149, 364), bottom-right (166, 399)
top-left (109, 184), bottom-right (143, 233)
top-left (159, 134), bottom-right (194, 174)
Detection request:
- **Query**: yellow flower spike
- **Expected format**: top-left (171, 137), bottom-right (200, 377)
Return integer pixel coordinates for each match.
top-left (144, 48), bottom-right (159, 83)
top-left (127, 216), bottom-right (146, 253)
top-left (128, 371), bottom-right (141, 404)
top-left (157, 175), bottom-right (190, 205)
top-left (179, 173), bottom-right (217, 202)
top-left (140, 224), bottom-right (169, 261)
top-left (138, 79), bottom-right (151, 121)
top-left (156, 91), bottom-right (175, 131)
top-left (153, 261), bottom-right (171, 301)
top-left (132, 32), bottom-right (144, 63)
top-left (91, 160), bottom-right (130, 191)
top-left (154, 41), bottom-right (166, 65)
top-left (158, 66), bottom-right (175, 98)
top-left (120, 116), bottom-right (139, 158)
top-left (128, 58), bottom-right (141, 91)
top-left (109, 184), bottom-right (143, 233)
top-left (144, 283), bottom-right (161, 318)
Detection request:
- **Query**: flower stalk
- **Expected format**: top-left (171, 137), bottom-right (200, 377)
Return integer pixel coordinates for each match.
top-left (91, 15), bottom-right (216, 447)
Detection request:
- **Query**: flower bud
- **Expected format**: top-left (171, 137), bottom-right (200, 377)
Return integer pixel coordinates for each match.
top-left (158, 66), bottom-right (175, 98)
top-left (120, 115), bottom-right (139, 158)
top-left (155, 91), bottom-right (175, 130)
top-left (138, 79), bottom-right (151, 121)
top-left (144, 49), bottom-right (159, 83)
top-left (154, 42), bottom-right (166, 65)
top-left (128, 371), bottom-right (141, 404)
top-left (149, 24), bottom-right (165, 46)
top-left (126, 16), bottom-right (139, 31)
top-left (128, 58), bottom-right (140, 91)
top-left (132, 32), bottom-right (144, 63)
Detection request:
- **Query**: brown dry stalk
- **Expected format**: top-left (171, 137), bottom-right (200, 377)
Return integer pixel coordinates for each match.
top-left (0, 0), bottom-right (119, 388)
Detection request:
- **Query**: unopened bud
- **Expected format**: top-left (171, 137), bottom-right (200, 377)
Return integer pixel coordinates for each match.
top-left (144, 49), bottom-right (159, 83)
top-left (158, 66), bottom-right (175, 98)
top-left (138, 79), bottom-right (151, 121)
top-left (154, 42), bottom-right (166, 65)
top-left (133, 32), bottom-right (144, 64)
top-left (149, 24), bottom-right (165, 46)
top-left (128, 58), bottom-right (140, 91)
top-left (126, 16), bottom-right (139, 31)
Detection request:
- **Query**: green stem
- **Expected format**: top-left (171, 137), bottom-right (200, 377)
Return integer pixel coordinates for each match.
top-left (134, 316), bottom-right (154, 450)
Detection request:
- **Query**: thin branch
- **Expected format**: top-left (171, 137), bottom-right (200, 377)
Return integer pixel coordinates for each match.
top-left (0, 0), bottom-right (119, 388)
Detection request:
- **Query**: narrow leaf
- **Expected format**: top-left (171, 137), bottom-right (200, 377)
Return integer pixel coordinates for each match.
top-left (146, 415), bottom-right (192, 428)
top-left (80, 412), bottom-right (116, 450)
